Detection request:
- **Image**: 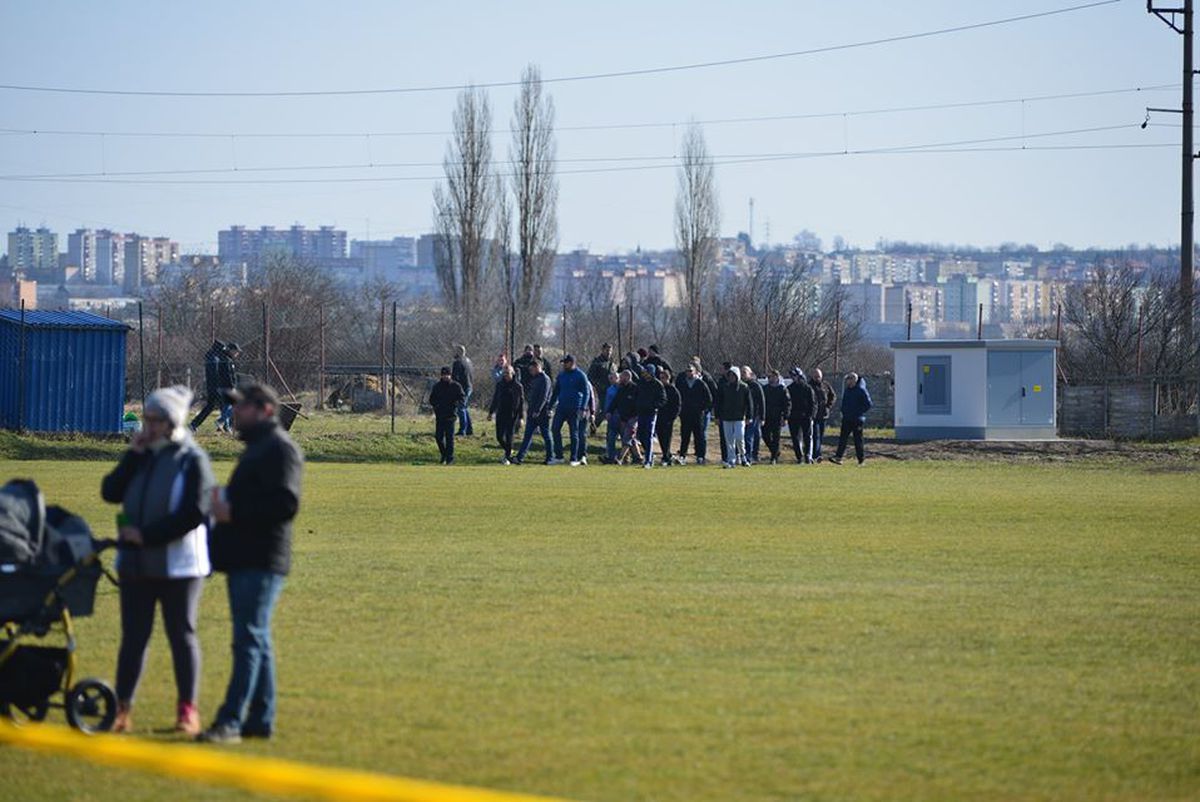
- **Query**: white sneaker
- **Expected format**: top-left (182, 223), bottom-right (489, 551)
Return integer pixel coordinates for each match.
top-left (500, 458), bottom-right (510, 465)
top-left (722, 462), bottom-right (732, 469)
top-left (741, 459), bottom-right (751, 467)
top-left (696, 457), bottom-right (706, 465)
top-left (643, 462), bottom-right (653, 469)
top-left (569, 460), bottom-right (581, 467)
top-left (579, 456), bottom-right (588, 466)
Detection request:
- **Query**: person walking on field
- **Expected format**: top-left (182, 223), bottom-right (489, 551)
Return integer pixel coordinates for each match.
top-left (487, 365), bottom-right (525, 465)
top-left (808, 368), bottom-right (836, 462)
top-left (656, 368), bottom-right (681, 466)
top-left (513, 359), bottom-right (553, 465)
top-left (831, 373), bottom-right (872, 466)
top-left (676, 363), bottom-right (713, 464)
top-left (451, 346), bottom-right (474, 437)
top-left (513, 344), bottom-right (537, 390)
top-left (787, 367), bottom-right (817, 464)
top-left (717, 366), bottom-right (751, 468)
top-left (644, 344), bottom-right (672, 374)
top-left (761, 369), bottom-right (791, 464)
top-left (634, 364), bottom-right (667, 469)
top-left (587, 343), bottom-right (616, 437)
top-left (742, 366), bottom-right (765, 464)
top-left (602, 372), bottom-right (622, 463)
top-left (198, 382), bottom-right (304, 744)
top-left (715, 362), bottom-right (734, 461)
top-left (428, 367), bottom-right (466, 465)
top-left (190, 340), bottom-right (227, 432)
top-left (551, 355), bottom-right (592, 466)
top-left (101, 386), bottom-right (215, 736)
top-left (532, 344), bottom-right (553, 380)
top-left (613, 370), bottom-right (641, 465)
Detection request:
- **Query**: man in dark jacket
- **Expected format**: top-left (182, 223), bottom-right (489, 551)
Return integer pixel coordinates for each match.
top-left (513, 359), bottom-right (553, 465)
top-left (656, 368), bottom-right (681, 466)
top-left (644, 344), bottom-right (673, 374)
top-left (189, 340), bottom-right (227, 432)
top-left (199, 382), bottom-right (304, 744)
top-left (787, 367), bottom-right (818, 464)
top-left (633, 365), bottom-right (667, 468)
top-left (715, 361), bottom-right (734, 461)
top-left (451, 346), bottom-right (474, 436)
top-left (532, 344), bottom-right (553, 381)
top-left (613, 370), bottom-right (641, 464)
top-left (428, 367), bottom-right (466, 464)
top-left (761, 369), bottom-right (791, 464)
top-left (717, 366), bottom-right (750, 467)
top-left (513, 344), bottom-right (537, 391)
top-left (809, 368), bottom-right (836, 462)
top-left (742, 366), bottom-right (765, 464)
top-left (215, 343), bottom-right (241, 433)
top-left (676, 364), bottom-right (713, 464)
top-left (587, 344), bottom-right (615, 399)
top-left (487, 365), bottom-right (524, 464)
top-left (832, 373), bottom-right (872, 465)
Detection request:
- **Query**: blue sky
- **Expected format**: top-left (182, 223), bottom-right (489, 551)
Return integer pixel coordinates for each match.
top-left (0, 0), bottom-right (1182, 253)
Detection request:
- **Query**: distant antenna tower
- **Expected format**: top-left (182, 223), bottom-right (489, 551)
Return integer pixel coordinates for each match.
top-left (764, 217), bottom-right (771, 248)
top-left (748, 198), bottom-right (755, 248)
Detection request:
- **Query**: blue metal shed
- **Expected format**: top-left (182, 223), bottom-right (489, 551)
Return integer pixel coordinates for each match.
top-left (0, 309), bottom-right (129, 433)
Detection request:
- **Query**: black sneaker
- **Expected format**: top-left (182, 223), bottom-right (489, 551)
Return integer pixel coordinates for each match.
top-left (829, 457), bottom-right (843, 465)
top-left (196, 721), bottom-right (242, 744)
top-left (241, 726), bottom-right (273, 740)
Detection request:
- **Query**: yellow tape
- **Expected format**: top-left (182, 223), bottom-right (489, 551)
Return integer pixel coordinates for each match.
top-left (0, 721), bottom-right (576, 802)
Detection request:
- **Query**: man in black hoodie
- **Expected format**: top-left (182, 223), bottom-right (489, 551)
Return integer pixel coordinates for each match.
top-left (808, 368), bottom-right (837, 462)
top-left (487, 365), bottom-right (525, 464)
top-left (189, 340), bottom-right (227, 432)
top-left (656, 368), bottom-right (681, 466)
top-left (199, 382), bottom-right (304, 744)
top-left (676, 363), bottom-right (713, 464)
top-left (428, 367), bottom-right (466, 465)
top-left (762, 369), bottom-right (791, 464)
top-left (787, 368), bottom-right (817, 464)
top-left (634, 365), bottom-right (667, 468)
top-left (513, 359), bottom-right (553, 465)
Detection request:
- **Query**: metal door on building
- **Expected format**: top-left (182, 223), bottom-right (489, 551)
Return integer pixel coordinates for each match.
top-left (917, 356), bottom-right (951, 414)
top-left (987, 350), bottom-right (1053, 426)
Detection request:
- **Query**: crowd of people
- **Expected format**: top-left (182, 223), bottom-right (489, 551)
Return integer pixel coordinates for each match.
top-left (429, 342), bottom-right (873, 468)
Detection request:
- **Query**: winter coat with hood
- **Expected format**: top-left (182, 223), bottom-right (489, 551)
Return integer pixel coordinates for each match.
top-left (840, 377), bottom-right (873, 423)
top-left (746, 379), bottom-right (765, 421)
top-left (762, 382), bottom-right (791, 423)
top-left (428, 379), bottom-right (466, 420)
top-left (202, 341), bottom-right (225, 396)
top-left (634, 374), bottom-right (667, 415)
top-left (787, 373), bottom-right (817, 420)
top-left (678, 375), bottom-right (713, 417)
top-left (489, 377), bottom-right (525, 421)
top-left (810, 377), bottom-right (836, 421)
top-left (717, 378), bottom-right (751, 422)
top-left (660, 382), bottom-right (681, 420)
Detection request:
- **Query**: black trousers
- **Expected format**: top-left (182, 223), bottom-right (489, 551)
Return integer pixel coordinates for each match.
top-left (789, 416), bottom-right (814, 462)
top-left (435, 417), bottom-right (456, 462)
top-left (678, 413), bottom-right (706, 459)
top-left (763, 419), bottom-right (784, 459)
top-left (656, 415), bottom-right (676, 460)
top-left (494, 415), bottom-right (517, 458)
top-left (189, 392), bottom-right (221, 430)
top-left (116, 577), bottom-right (203, 705)
top-left (835, 418), bottom-right (865, 463)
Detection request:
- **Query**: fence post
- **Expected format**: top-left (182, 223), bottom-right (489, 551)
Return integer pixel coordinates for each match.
top-left (615, 304), bottom-right (622, 357)
top-left (561, 303), bottom-right (567, 355)
top-left (317, 304), bottom-right (326, 410)
top-left (694, 300), bottom-right (701, 361)
top-left (138, 301), bottom-right (146, 407)
top-left (378, 300), bottom-right (386, 395)
top-left (1135, 305), bottom-right (1145, 376)
top-left (509, 300), bottom-right (516, 362)
top-left (209, 304), bottom-right (215, 345)
top-left (906, 302), bottom-right (913, 341)
top-left (762, 303), bottom-right (770, 370)
top-left (156, 304), bottom-right (163, 389)
top-left (391, 301), bottom-right (398, 435)
top-left (262, 301), bottom-right (270, 384)
top-left (977, 303), bottom-right (984, 340)
top-left (833, 299), bottom-right (841, 373)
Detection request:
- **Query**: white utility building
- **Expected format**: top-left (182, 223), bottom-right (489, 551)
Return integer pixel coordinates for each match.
top-left (891, 339), bottom-right (1058, 440)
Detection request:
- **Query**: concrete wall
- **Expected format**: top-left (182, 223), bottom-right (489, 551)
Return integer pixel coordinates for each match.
top-left (1059, 379), bottom-right (1199, 440)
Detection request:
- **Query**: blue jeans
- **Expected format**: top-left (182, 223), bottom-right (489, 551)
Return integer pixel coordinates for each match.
top-left (744, 419), bottom-right (762, 462)
top-left (456, 389), bottom-right (473, 435)
top-left (217, 402), bottom-right (233, 429)
top-left (605, 413), bottom-right (620, 460)
top-left (516, 412), bottom-right (551, 462)
top-left (812, 420), bottom-right (827, 459)
top-left (553, 408), bottom-right (586, 461)
top-left (215, 570), bottom-right (285, 733)
top-left (637, 413), bottom-right (657, 465)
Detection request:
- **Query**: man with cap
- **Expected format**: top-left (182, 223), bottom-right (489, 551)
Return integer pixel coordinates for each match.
top-left (198, 382), bottom-right (304, 744)
top-left (451, 345), bottom-right (474, 437)
top-left (550, 354), bottom-right (593, 466)
top-left (513, 358), bottom-right (553, 465)
top-left (428, 367), bottom-right (466, 465)
top-left (633, 363), bottom-right (667, 468)
top-left (190, 340), bottom-right (227, 432)
top-left (808, 368), bottom-right (837, 462)
top-left (644, 344), bottom-right (673, 375)
top-left (787, 367), bottom-right (817, 464)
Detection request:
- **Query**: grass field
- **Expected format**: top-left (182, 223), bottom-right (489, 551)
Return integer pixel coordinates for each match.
top-left (1, 450), bottom-right (1198, 801)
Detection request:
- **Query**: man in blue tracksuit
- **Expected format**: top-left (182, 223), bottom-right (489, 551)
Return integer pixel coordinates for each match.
top-left (513, 359), bottom-right (553, 465)
top-left (551, 355), bottom-right (593, 466)
top-left (831, 373), bottom-right (872, 465)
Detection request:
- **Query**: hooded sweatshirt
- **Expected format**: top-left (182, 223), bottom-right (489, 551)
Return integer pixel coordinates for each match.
top-left (840, 377), bottom-right (873, 423)
top-left (717, 378), bottom-right (750, 422)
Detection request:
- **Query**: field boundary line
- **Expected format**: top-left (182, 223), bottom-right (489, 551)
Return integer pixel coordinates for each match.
top-left (0, 721), bottom-right (578, 802)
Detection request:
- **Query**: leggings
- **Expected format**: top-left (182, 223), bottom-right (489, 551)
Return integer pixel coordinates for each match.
top-left (116, 577), bottom-right (203, 705)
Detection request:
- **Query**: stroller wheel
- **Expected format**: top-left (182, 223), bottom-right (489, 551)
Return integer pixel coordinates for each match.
top-left (0, 699), bottom-right (50, 724)
top-left (65, 679), bottom-right (117, 734)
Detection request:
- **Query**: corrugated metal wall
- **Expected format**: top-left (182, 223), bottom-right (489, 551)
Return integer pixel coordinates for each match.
top-left (0, 311), bottom-right (128, 433)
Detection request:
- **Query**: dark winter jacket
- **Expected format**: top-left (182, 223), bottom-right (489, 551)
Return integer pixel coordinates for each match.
top-left (678, 376), bottom-right (714, 418)
top-left (811, 378), bottom-right (836, 421)
top-left (451, 356), bottom-right (474, 393)
top-left (788, 379), bottom-right (817, 421)
top-left (217, 353), bottom-right (238, 390)
top-left (747, 380), bottom-right (765, 421)
top-left (524, 372), bottom-right (553, 420)
top-left (587, 354), bottom-right (615, 389)
top-left (840, 378), bottom-right (873, 423)
top-left (701, 371), bottom-right (719, 406)
top-left (717, 379), bottom-right (750, 422)
top-left (203, 341), bottom-right (225, 396)
top-left (634, 377), bottom-right (667, 416)
top-left (489, 377), bottom-right (525, 421)
top-left (209, 420), bottom-right (304, 576)
top-left (513, 354), bottom-right (536, 388)
top-left (428, 379), bottom-right (466, 421)
top-left (660, 383), bottom-right (681, 420)
top-left (763, 383), bottom-right (791, 423)
top-left (644, 353), bottom-right (673, 374)
top-left (612, 383), bottom-right (638, 419)
top-left (101, 438), bottom-right (215, 580)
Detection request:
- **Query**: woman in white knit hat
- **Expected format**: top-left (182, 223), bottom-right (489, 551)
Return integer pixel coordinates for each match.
top-left (100, 385), bottom-right (215, 736)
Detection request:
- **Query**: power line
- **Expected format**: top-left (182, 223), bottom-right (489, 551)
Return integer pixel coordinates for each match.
top-left (0, 83), bottom-right (1176, 140)
top-left (0, 1), bottom-right (1121, 99)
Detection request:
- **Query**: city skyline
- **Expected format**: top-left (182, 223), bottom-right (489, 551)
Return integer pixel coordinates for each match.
top-left (0, 1), bottom-right (1183, 253)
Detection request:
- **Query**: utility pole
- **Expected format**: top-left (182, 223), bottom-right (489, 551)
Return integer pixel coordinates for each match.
top-left (1148, 0), bottom-right (1195, 342)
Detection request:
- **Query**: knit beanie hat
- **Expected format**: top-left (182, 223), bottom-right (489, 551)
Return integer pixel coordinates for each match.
top-left (145, 385), bottom-right (194, 432)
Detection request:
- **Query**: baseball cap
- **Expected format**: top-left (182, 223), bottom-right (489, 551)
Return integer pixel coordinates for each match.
top-left (221, 381), bottom-right (280, 407)
top-left (561, 354), bottom-right (575, 363)
top-left (440, 366), bottom-right (452, 375)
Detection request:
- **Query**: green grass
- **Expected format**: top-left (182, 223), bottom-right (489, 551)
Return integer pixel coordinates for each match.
top-left (1, 458), bottom-right (1198, 802)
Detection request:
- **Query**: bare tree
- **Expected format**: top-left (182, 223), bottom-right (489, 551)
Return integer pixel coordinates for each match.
top-left (674, 122), bottom-right (720, 316)
top-left (509, 65), bottom-right (559, 342)
top-left (433, 85), bottom-right (495, 340)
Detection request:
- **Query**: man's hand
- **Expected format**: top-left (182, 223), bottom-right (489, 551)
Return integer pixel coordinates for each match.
top-left (211, 487), bottom-right (233, 524)
top-left (118, 526), bottom-right (143, 546)
top-left (129, 430), bottom-right (152, 453)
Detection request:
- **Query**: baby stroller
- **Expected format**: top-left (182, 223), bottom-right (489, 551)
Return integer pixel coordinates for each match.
top-left (0, 479), bottom-right (119, 733)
